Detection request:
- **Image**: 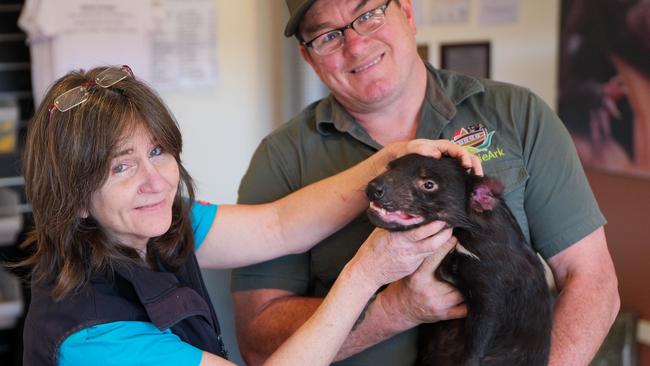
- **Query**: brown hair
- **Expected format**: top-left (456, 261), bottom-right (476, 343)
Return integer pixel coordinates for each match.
top-left (20, 66), bottom-right (196, 300)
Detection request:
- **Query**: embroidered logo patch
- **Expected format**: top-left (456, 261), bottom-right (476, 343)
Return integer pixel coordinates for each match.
top-left (451, 123), bottom-right (494, 153)
top-left (451, 123), bottom-right (505, 162)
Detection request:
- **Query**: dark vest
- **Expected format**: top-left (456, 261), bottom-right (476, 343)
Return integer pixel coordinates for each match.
top-left (23, 253), bottom-right (228, 365)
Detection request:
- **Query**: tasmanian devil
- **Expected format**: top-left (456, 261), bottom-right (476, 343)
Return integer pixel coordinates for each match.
top-left (365, 154), bottom-right (553, 366)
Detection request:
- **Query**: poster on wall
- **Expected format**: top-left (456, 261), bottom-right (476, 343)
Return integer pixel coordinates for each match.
top-left (19, 0), bottom-right (218, 104)
top-left (150, 0), bottom-right (218, 90)
top-left (413, 0), bottom-right (470, 26)
top-left (479, 0), bottom-right (518, 25)
top-left (18, 0), bottom-right (155, 105)
top-left (558, 0), bottom-right (650, 178)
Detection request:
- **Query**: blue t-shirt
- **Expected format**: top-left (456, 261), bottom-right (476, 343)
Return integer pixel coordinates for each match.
top-left (58, 201), bottom-right (218, 366)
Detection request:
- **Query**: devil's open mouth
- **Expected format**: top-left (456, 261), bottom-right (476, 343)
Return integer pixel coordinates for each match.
top-left (368, 201), bottom-right (425, 227)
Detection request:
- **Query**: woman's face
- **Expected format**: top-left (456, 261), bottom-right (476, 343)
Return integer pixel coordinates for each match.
top-left (88, 123), bottom-right (180, 252)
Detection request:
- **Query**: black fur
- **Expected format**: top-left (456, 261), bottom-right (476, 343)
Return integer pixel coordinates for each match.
top-left (366, 154), bottom-right (553, 366)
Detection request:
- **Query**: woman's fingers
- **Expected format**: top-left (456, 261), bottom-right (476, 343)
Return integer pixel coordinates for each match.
top-left (389, 139), bottom-right (484, 176)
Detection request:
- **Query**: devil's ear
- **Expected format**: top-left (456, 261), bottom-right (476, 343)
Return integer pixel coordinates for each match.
top-left (470, 177), bottom-right (504, 212)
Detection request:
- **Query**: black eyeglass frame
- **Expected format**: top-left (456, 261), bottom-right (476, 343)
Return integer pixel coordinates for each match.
top-left (301, 0), bottom-right (393, 55)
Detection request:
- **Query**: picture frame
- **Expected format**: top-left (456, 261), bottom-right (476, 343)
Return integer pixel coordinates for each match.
top-left (440, 42), bottom-right (491, 79)
top-left (558, 0), bottom-right (650, 178)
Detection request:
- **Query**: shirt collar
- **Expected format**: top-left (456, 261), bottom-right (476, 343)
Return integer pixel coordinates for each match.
top-left (422, 62), bottom-right (485, 120)
top-left (315, 95), bottom-right (381, 148)
top-left (315, 95), bottom-right (353, 135)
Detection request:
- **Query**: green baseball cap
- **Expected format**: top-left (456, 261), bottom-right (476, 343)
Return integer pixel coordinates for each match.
top-left (284, 0), bottom-right (317, 37)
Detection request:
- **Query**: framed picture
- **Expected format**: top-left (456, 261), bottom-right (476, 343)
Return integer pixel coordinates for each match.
top-left (558, 0), bottom-right (650, 177)
top-left (440, 42), bottom-right (491, 79)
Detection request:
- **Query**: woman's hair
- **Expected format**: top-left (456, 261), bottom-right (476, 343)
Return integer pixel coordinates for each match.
top-left (20, 66), bottom-right (196, 300)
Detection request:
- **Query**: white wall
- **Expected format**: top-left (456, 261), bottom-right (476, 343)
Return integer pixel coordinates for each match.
top-left (159, 2), bottom-right (288, 363)
top-left (416, 0), bottom-right (560, 108)
top-left (162, 1), bottom-right (275, 204)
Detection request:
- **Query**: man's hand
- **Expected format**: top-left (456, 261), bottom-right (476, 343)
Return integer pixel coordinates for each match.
top-left (374, 242), bottom-right (467, 331)
top-left (351, 221), bottom-right (457, 288)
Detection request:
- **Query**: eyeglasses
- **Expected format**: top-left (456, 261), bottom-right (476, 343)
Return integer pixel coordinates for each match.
top-left (302, 0), bottom-right (393, 56)
top-left (48, 65), bottom-right (134, 115)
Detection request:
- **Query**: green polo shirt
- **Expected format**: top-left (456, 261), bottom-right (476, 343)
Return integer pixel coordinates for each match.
top-left (231, 64), bottom-right (605, 366)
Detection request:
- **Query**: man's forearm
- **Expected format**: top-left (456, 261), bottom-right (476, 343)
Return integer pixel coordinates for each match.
top-left (333, 289), bottom-right (417, 361)
top-left (238, 293), bottom-right (412, 365)
top-left (549, 272), bottom-right (620, 365)
top-left (237, 296), bottom-right (322, 365)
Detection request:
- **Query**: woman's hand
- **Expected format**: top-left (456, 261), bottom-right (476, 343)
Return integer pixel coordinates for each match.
top-left (347, 221), bottom-right (457, 289)
top-left (376, 139), bottom-right (483, 176)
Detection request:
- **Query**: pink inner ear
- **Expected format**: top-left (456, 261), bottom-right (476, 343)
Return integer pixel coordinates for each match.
top-left (470, 179), bottom-right (503, 212)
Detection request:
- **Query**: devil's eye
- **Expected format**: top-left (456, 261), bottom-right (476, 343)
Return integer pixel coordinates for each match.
top-left (420, 180), bottom-right (438, 191)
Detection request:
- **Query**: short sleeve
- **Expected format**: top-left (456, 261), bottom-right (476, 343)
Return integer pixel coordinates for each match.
top-left (519, 92), bottom-right (606, 258)
top-left (230, 138), bottom-right (311, 294)
top-left (58, 321), bottom-right (203, 366)
top-left (191, 201), bottom-right (218, 251)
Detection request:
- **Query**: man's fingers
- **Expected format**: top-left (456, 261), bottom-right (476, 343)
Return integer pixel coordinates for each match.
top-left (417, 236), bottom-right (457, 271)
top-left (446, 304), bottom-right (468, 320)
top-left (442, 284), bottom-right (465, 306)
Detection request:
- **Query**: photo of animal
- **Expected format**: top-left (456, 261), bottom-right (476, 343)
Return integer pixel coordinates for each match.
top-left (366, 154), bottom-right (553, 366)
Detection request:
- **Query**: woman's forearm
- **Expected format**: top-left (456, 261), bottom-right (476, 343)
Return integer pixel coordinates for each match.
top-left (263, 262), bottom-right (377, 366)
top-left (198, 150), bottom-right (385, 269)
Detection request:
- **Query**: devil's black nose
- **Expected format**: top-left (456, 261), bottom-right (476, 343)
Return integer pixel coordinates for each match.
top-left (366, 180), bottom-right (385, 201)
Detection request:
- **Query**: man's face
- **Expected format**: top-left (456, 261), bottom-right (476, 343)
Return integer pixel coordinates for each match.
top-left (298, 0), bottom-right (419, 113)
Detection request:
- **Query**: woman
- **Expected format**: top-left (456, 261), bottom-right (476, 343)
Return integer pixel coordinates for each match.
top-left (20, 66), bottom-right (477, 365)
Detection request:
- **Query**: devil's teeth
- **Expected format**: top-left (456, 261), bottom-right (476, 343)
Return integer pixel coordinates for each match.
top-left (370, 203), bottom-right (388, 216)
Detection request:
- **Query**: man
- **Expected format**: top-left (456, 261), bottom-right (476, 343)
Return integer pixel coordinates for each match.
top-left (231, 0), bottom-right (620, 365)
